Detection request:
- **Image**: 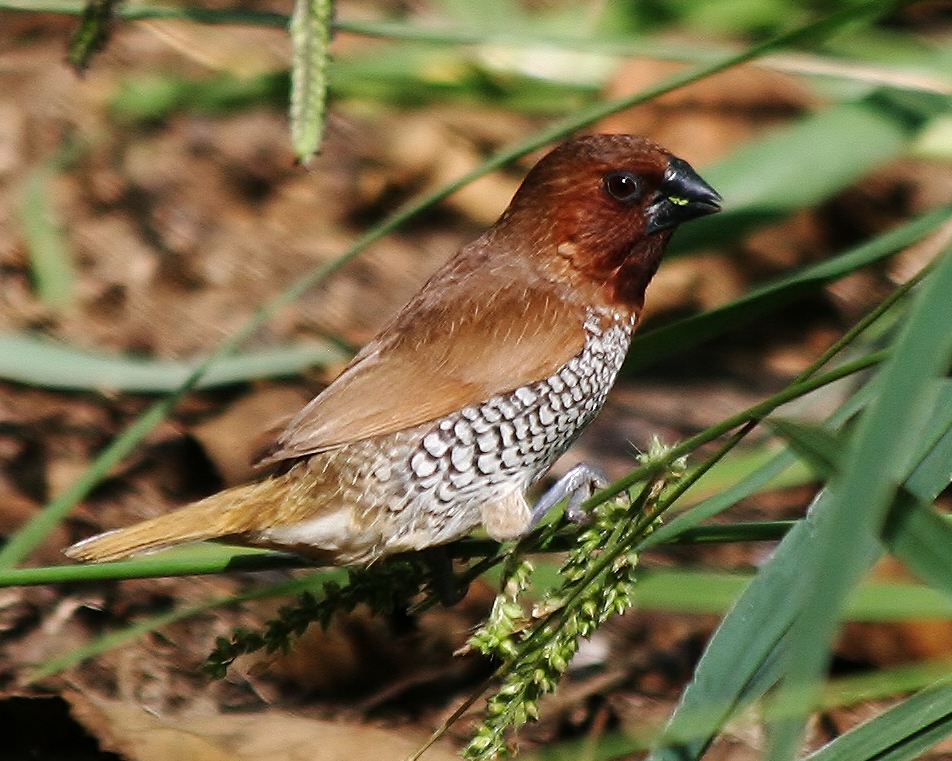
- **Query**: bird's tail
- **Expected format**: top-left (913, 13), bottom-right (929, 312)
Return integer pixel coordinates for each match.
top-left (65, 480), bottom-right (291, 563)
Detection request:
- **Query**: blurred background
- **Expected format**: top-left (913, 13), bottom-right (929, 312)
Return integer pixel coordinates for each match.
top-left (2, 1), bottom-right (952, 759)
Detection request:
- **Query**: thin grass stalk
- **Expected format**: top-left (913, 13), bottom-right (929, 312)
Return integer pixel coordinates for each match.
top-left (7, 0), bottom-right (948, 100)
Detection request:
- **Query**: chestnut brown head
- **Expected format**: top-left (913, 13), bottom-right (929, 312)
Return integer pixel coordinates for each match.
top-left (493, 134), bottom-right (721, 307)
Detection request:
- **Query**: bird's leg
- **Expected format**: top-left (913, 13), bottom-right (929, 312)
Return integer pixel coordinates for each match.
top-left (421, 546), bottom-right (466, 606)
top-left (529, 463), bottom-right (610, 529)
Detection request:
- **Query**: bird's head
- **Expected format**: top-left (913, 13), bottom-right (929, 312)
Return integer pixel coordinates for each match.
top-left (494, 134), bottom-right (721, 309)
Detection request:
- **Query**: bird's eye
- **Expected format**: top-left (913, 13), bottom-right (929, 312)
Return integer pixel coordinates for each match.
top-left (603, 171), bottom-right (642, 204)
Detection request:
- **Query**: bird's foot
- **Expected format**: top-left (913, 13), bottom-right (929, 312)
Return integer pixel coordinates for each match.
top-left (529, 463), bottom-right (610, 529)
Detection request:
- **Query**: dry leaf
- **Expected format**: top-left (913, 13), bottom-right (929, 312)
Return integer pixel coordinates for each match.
top-left (66, 690), bottom-right (460, 761)
top-left (191, 387), bottom-right (311, 484)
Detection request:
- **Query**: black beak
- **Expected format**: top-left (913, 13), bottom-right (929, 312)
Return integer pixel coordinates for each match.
top-left (645, 156), bottom-right (722, 234)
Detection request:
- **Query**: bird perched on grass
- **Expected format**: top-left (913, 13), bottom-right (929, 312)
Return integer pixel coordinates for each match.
top-left (67, 134), bottom-right (721, 566)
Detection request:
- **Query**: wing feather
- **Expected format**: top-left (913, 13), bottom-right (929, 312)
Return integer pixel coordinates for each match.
top-left (257, 243), bottom-right (587, 465)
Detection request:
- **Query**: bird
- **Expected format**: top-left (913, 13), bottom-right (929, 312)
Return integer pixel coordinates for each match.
top-left (66, 134), bottom-right (721, 567)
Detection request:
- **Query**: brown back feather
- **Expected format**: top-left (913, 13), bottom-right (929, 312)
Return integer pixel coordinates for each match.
top-left (257, 241), bottom-right (588, 464)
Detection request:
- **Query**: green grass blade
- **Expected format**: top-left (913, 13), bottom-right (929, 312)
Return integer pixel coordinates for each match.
top-left (633, 568), bottom-right (952, 621)
top-left (768, 242), bottom-right (952, 760)
top-left (803, 684), bottom-right (952, 761)
top-left (640, 373), bottom-right (875, 551)
top-left (882, 388), bottom-right (952, 602)
top-left (648, 372), bottom-right (952, 760)
top-left (765, 418), bottom-right (845, 480)
top-left (535, 661), bottom-right (952, 761)
top-left (669, 96), bottom-right (923, 253)
top-left (1, 0), bottom-right (288, 25)
top-left (647, 507), bottom-right (831, 761)
top-left (0, 525), bottom-right (784, 589)
top-left (0, 333), bottom-right (345, 392)
top-left (885, 493), bottom-right (952, 601)
top-left (628, 204), bottom-right (952, 371)
top-left (707, 99), bottom-right (926, 212)
top-left (0, 546), bottom-right (308, 586)
top-left (674, 442), bottom-right (814, 507)
top-left (17, 168), bottom-right (77, 313)
top-left (848, 579), bottom-right (952, 621)
top-left (641, 451), bottom-right (801, 551)
top-left (884, 424), bottom-right (952, 603)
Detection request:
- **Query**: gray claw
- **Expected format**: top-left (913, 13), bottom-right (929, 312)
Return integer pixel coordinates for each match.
top-left (529, 463), bottom-right (609, 530)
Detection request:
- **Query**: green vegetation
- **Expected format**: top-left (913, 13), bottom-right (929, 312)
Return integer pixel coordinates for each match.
top-left (2, 0), bottom-right (952, 759)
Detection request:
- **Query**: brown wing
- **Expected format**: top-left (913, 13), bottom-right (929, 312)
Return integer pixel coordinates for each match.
top-left (257, 247), bottom-right (587, 465)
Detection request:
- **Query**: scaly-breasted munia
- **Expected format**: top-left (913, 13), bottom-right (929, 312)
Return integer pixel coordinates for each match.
top-left (67, 134), bottom-right (721, 566)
